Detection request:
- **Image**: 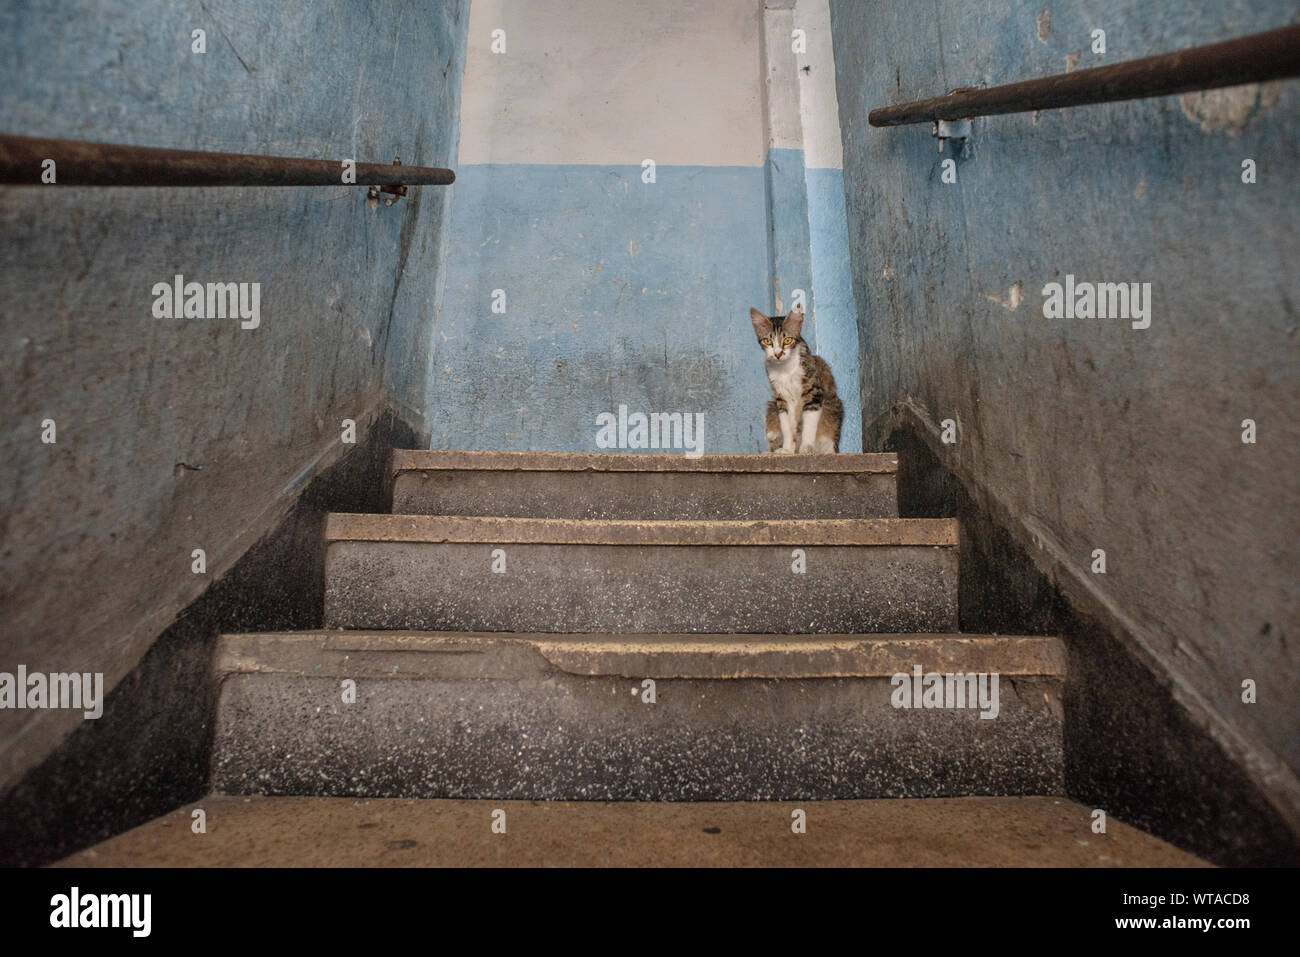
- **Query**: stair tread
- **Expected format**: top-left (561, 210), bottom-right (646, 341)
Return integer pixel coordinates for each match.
top-left (216, 630), bottom-right (1066, 679)
top-left (325, 513), bottom-right (957, 546)
top-left (58, 794), bottom-right (1207, 868)
top-left (393, 449), bottom-right (896, 474)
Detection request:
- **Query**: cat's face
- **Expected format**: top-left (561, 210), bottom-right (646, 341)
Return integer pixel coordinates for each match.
top-left (750, 305), bottom-right (804, 361)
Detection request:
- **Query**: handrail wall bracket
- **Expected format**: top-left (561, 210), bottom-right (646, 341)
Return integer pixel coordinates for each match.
top-left (933, 116), bottom-right (973, 155)
top-left (368, 158), bottom-right (409, 209)
top-left (0, 135), bottom-right (455, 210)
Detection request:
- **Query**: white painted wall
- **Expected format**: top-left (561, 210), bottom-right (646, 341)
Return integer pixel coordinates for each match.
top-left (459, 0), bottom-right (766, 166)
top-left (761, 0), bottom-right (845, 168)
top-left (761, 2), bottom-right (804, 152)
top-left (794, 0), bottom-right (845, 170)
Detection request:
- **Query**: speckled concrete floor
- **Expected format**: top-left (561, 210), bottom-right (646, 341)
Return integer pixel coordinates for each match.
top-left (57, 794), bottom-right (1208, 867)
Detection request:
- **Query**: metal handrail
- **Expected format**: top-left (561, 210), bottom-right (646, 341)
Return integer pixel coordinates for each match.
top-left (869, 25), bottom-right (1300, 127)
top-left (0, 134), bottom-right (454, 189)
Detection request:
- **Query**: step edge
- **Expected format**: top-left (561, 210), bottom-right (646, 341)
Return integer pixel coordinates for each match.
top-left (216, 631), bottom-right (1067, 679)
top-left (391, 449), bottom-right (898, 475)
top-left (323, 514), bottom-right (959, 546)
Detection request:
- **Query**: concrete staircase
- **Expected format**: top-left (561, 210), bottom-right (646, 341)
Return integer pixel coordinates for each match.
top-left (212, 451), bottom-right (1066, 800)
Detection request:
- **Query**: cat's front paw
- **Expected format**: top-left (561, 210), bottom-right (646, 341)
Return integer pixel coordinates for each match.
top-left (775, 446), bottom-right (795, 454)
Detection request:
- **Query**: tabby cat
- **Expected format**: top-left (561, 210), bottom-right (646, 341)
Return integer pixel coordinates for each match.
top-left (749, 304), bottom-right (843, 453)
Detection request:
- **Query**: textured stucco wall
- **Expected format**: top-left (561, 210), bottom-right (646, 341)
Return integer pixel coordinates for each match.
top-left (830, 0), bottom-right (1299, 823)
top-left (430, 0), bottom-right (862, 453)
top-left (0, 0), bottom-right (468, 793)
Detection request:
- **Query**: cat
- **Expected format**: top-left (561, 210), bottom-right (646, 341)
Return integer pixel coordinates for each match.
top-left (749, 304), bottom-right (843, 453)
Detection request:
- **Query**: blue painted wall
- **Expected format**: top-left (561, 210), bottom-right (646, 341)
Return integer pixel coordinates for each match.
top-left (429, 151), bottom-right (863, 453)
top-left (431, 0), bottom-right (862, 455)
top-left (431, 161), bottom-right (801, 454)
top-left (829, 0), bottom-right (1299, 786)
top-left (805, 164), bottom-right (862, 449)
top-left (0, 0), bottom-right (469, 790)
top-left (765, 148), bottom-right (814, 319)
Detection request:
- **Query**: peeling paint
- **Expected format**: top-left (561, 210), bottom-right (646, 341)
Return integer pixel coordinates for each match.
top-left (830, 0), bottom-right (1300, 857)
top-left (1178, 81), bottom-right (1284, 135)
top-left (986, 281), bottom-right (1024, 311)
top-left (1036, 8), bottom-right (1050, 43)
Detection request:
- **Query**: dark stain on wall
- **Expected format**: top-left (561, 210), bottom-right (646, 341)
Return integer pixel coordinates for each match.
top-left (890, 425), bottom-right (1300, 866)
top-left (0, 411), bottom-right (416, 867)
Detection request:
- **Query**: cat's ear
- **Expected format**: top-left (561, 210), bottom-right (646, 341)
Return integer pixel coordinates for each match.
top-left (749, 308), bottom-right (769, 336)
top-left (784, 303), bottom-right (804, 337)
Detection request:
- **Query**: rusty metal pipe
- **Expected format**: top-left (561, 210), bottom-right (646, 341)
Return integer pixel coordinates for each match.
top-left (0, 134), bottom-right (455, 186)
top-left (869, 24), bottom-right (1300, 127)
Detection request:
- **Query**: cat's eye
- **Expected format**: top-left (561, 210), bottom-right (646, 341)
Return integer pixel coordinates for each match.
top-left (760, 338), bottom-right (771, 346)
top-left (783, 337), bottom-right (794, 345)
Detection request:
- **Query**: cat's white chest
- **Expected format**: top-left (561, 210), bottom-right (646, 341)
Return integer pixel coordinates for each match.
top-left (767, 356), bottom-right (802, 406)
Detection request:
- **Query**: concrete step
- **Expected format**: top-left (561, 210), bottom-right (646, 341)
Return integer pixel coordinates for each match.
top-left (60, 794), bottom-right (1207, 867)
top-left (322, 515), bottom-right (959, 633)
top-left (211, 631), bottom-right (1066, 801)
top-left (391, 450), bottom-right (898, 519)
